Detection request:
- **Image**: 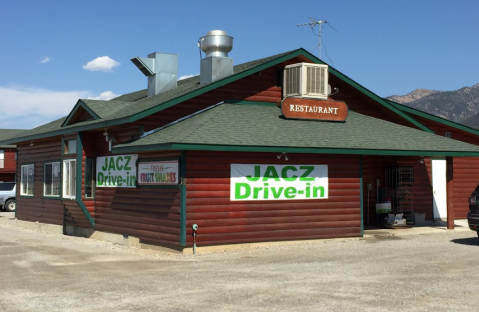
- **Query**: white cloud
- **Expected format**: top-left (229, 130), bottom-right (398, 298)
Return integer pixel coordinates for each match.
top-left (87, 91), bottom-right (120, 101)
top-left (178, 74), bottom-right (196, 80)
top-left (0, 86), bottom-right (120, 129)
top-left (83, 56), bottom-right (120, 72)
top-left (40, 57), bottom-right (51, 63)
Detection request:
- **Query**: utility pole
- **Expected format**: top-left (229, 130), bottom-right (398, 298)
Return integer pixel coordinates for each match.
top-left (298, 18), bottom-right (334, 59)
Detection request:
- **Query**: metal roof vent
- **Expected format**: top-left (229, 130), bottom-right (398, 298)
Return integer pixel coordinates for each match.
top-left (199, 30), bottom-right (234, 84)
top-left (131, 52), bottom-right (178, 97)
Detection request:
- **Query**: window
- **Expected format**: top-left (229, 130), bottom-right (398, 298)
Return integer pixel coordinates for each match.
top-left (64, 139), bottom-right (77, 154)
top-left (0, 182), bottom-right (15, 191)
top-left (0, 150), bottom-right (4, 169)
top-left (21, 164), bottom-right (34, 196)
top-left (44, 162), bottom-right (60, 197)
top-left (84, 158), bottom-right (95, 198)
top-left (444, 132), bottom-right (452, 138)
top-left (62, 159), bottom-right (76, 199)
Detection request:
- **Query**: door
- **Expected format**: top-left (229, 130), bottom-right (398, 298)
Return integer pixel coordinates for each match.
top-left (432, 159), bottom-right (447, 220)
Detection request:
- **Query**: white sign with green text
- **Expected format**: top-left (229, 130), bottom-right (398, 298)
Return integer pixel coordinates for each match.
top-left (230, 164), bottom-right (328, 201)
top-left (96, 154), bottom-right (138, 187)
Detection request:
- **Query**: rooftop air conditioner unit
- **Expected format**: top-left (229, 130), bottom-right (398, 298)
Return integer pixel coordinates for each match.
top-left (283, 63), bottom-right (329, 99)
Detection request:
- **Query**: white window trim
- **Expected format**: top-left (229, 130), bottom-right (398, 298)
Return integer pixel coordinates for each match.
top-left (44, 161), bottom-right (61, 197)
top-left (20, 164), bottom-right (34, 196)
top-left (62, 159), bottom-right (76, 199)
top-left (0, 150), bottom-right (4, 169)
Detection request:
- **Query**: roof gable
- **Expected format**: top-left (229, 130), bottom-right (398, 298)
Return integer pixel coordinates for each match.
top-left (61, 100), bottom-right (100, 127)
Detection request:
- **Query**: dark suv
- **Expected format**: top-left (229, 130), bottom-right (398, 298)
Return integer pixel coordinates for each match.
top-left (0, 182), bottom-right (16, 212)
top-left (467, 184), bottom-right (479, 235)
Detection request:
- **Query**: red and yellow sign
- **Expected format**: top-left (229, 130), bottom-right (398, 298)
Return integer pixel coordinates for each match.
top-left (281, 98), bottom-right (348, 122)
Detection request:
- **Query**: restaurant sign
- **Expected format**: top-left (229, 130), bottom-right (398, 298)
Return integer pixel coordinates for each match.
top-left (230, 164), bottom-right (328, 201)
top-left (281, 97), bottom-right (348, 122)
top-left (138, 160), bottom-right (179, 185)
top-left (96, 154), bottom-right (138, 187)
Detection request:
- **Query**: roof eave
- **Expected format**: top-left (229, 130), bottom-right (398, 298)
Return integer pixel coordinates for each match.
top-left (388, 100), bottom-right (479, 136)
top-left (0, 117), bottom-right (131, 145)
top-left (112, 142), bottom-right (479, 157)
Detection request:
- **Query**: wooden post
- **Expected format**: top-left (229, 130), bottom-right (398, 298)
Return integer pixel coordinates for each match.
top-left (446, 157), bottom-right (454, 229)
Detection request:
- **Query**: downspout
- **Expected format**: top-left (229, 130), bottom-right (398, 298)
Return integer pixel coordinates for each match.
top-left (76, 132), bottom-right (95, 228)
top-left (179, 151), bottom-right (187, 246)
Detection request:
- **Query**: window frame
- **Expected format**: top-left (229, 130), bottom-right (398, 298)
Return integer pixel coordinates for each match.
top-left (64, 139), bottom-right (77, 155)
top-left (20, 163), bottom-right (35, 197)
top-left (0, 150), bottom-right (4, 169)
top-left (43, 161), bottom-right (61, 198)
top-left (84, 158), bottom-right (95, 199)
top-left (62, 158), bottom-right (76, 199)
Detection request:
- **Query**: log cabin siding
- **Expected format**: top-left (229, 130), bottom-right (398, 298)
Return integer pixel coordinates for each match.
top-left (185, 151), bottom-right (361, 246)
top-left (453, 157), bottom-right (479, 218)
top-left (16, 138), bottom-right (64, 225)
top-left (94, 151), bottom-right (182, 246)
top-left (399, 114), bottom-right (479, 219)
top-left (1, 148), bottom-right (17, 171)
top-left (0, 148), bottom-right (16, 181)
top-left (135, 67), bottom-right (283, 132)
top-left (330, 79), bottom-right (421, 129)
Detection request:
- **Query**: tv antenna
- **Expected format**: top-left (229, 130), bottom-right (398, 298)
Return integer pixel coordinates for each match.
top-left (297, 18), bottom-right (336, 59)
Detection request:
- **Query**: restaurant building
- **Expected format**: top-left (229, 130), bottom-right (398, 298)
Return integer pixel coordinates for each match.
top-left (3, 30), bottom-right (479, 250)
top-left (0, 129), bottom-right (27, 182)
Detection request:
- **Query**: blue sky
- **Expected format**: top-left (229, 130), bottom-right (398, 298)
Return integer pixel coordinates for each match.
top-left (1, 0), bottom-right (479, 129)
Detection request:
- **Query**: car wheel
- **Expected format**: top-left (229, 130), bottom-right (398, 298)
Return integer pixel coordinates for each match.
top-left (4, 200), bottom-right (15, 212)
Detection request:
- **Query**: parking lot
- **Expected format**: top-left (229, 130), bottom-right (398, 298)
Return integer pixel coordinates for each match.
top-left (1, 214), bottom-right (479, 312)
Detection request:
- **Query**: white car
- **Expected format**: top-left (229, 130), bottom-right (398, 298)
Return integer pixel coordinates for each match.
top-left (0, 182), bottom-right (16, 212)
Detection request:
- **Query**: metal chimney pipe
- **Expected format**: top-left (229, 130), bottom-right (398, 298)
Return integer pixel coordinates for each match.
top-left (199, 30), bottom-right (234, 85)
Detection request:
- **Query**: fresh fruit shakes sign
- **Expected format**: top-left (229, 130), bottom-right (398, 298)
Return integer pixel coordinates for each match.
top-left (138, 160), bottom-right (179, 185)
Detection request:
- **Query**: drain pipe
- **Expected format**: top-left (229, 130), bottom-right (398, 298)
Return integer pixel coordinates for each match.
top-left (192, 224), bottom-right (198, 254)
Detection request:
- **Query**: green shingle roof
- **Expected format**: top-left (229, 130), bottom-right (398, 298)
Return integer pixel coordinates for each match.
top-left (0, 47), bottom-right (467, 151)
top-left (386, 99), bottom-right (479, 137)
top-left (113, 102), bottom-right (479, 156)
top-left (0, 129), bottom-right (28, 147)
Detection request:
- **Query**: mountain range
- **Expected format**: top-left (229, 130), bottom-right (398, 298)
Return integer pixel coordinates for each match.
top-left (386, 83), bottom-right (479, 129)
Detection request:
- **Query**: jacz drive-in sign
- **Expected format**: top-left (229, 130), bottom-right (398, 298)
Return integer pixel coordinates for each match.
top-left (231, 164), bottom-right (328, 201)
top-left (96, 154), bottom-right (138, 188)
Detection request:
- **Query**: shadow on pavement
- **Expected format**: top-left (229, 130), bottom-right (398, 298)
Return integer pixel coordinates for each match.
top-left (451, 237), bottom-right (479, 246)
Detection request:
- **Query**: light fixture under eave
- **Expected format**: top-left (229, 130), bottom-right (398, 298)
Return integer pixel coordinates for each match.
top-left (277, 152), bottom-right (289, 161)
top-left (29, 141), bottom-right (34, 147)
top-left (420, 156), bottom-right (424, 164)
